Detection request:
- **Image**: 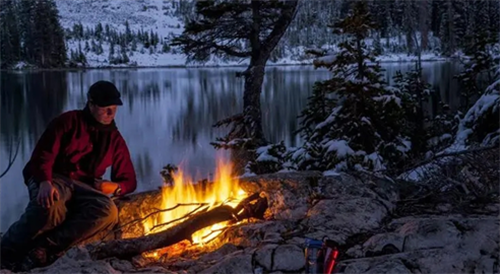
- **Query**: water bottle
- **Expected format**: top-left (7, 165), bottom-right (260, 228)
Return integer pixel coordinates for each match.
top-left (304, 238), bottom-right (324, 274)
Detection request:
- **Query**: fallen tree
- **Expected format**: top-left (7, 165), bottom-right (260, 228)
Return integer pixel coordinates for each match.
top-left (87, 192), bottom-right (268, 260)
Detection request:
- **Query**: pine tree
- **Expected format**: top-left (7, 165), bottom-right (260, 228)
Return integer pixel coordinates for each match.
top-left (31, 0), bottom-right (67, 68)
top-left (391, 65), bottom-right (433, 155)
top-left (455, 31), bottom-right (499, 111)
top-left (125, 20), bottom-right (132, 43)
top-left (172, 0), bottom-right (299, 172)
top-left (292, 2), bottom-right (413, 173)
top-left (18, 0), bottom-right (36, 62)
top-left (84, 40), bottom-right (90, 52)
top-left (77, 43), bottom-right (86, 64)
top-left (91, 39), bottom-right (97, 53)
top-left (108, 43), bottom-right (115, 63)
top-left (162, 41), bottom-right (170, 53)
top-left (97, 40), bottom-right (104, 55)
top-left (120, 45), bottom-right (129, 63)
top-left (131, 39), bottom-right (138, 51)
top-left (95, 22), bottom-right (103, 40)
top-left (0, 0), bottom-right (21, 68)
top-left (439, 0), bottom-right (456, 56)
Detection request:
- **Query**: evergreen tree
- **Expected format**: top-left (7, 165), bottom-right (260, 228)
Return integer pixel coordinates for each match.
top-left (292, 2), bottom-right (414, 173)
top-left (91, 39), bottom-right (97, 53)
top-left (131, 39), bottom-right (138, 51)
top-left (18, 0), bottom-right (36, 62)
top-left (0, 0), bottom-right (21, 68)
top-left (125, 20), bottom-right (133, 43)
top-left (162, 41), bottom-right (170, 53)
top-left (31, 0), bottom-right (67, 68)
top-left (84, 40), bottom-right (90, 52)
top-left (97, 40), bottom-right (104, 55)
top-left (95, 22), bottom-right (103, 40)
top-left (121, 46), bottom-right (130, 63)
top-left (455, 31), bottom-right (499, 111)
top-left (391, 65), bottom-right (433, 155)
top-left (439, 0), bottom-right (456, 56)
top-left (172, 0), bottom-right (299, 171)
top-left (105, 24), bottom-right (111, 38)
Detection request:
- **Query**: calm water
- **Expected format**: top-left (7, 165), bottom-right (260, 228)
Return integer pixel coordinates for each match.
top-left (0, 62), bottom-right (464, 232)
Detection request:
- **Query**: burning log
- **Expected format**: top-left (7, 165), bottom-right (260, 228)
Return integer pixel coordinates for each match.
top-left (87, 192), bottom-right (267, 260)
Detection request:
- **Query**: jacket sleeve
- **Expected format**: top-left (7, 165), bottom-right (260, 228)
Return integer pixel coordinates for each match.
top-left (29, 113), bottom-right (70, 183)
top-left (111, 133), bottom-right (137, 195)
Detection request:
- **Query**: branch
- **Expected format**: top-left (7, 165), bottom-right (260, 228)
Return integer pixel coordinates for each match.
top-left (213, 113), bottom-right (244, 128)
top-left (0, 137), bottom-right (21, 179)
top-left (99, 203), bottom-right (209, 241)
top-left (148, 204), bottom-right (208, 233)
top-left (212, 42), bottom-right (251, 58)
top-left (401, 145), bottom-right (498, 175)
top-left (261, 0), bottom-right (299, 54)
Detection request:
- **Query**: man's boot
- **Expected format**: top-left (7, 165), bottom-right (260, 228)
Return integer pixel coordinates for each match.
top-left (19, 238), bottom-right (63, 271)
top-left (0, 250), bottom-right (22, 272)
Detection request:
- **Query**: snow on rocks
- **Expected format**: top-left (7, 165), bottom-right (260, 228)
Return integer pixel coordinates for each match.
top-left (340, 216), bottom-right (499, 273)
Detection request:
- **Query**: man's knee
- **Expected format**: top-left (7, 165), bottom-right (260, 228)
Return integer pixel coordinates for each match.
top-left (95, 197), bottom-right (118, 226)
top-left (26, 199), bottom-right (67, 231)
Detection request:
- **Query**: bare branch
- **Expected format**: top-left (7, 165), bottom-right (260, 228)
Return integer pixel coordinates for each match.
top-left (0, 137), bottom-right (21, 179)
top-left (99, 202), bottom-right (209, 241)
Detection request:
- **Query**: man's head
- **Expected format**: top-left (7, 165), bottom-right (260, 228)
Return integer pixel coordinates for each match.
top-left (87, 80), bottom-right (123, 125)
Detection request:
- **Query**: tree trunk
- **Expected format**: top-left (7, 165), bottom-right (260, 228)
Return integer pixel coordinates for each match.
top-left (243, 62), bottom-right (266, 143)
top-left (419, 1), bottom-right (429, 51)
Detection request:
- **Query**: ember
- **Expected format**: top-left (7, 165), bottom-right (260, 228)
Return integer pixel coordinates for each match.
top-left (142, 156), bottom-right (247, 245)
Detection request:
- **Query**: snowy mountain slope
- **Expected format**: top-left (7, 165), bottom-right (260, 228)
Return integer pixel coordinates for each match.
top-left (55, 0), bottom-right (184, 36)
top-left (52, 0), bottom-right (447, 68)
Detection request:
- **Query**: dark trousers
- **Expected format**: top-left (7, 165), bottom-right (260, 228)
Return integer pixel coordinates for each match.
top-left (0, 174), bottom-right (118, 262)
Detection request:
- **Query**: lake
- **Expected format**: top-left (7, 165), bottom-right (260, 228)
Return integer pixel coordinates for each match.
top-left (0, 62), bottom-right (465, 232)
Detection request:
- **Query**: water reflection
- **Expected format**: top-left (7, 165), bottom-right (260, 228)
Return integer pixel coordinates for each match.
top-left (0, 62), bottom-right (465, 232)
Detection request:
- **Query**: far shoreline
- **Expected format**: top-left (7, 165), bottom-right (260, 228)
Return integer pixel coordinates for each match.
top-left (1, 56), bottom-right (455, 73)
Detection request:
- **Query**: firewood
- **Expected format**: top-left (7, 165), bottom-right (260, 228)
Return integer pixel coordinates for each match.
top-left (87, 194), bottom-right (267, 260)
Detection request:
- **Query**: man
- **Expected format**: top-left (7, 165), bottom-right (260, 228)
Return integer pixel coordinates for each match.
top-left (0, 80), bottom-right (137, 271)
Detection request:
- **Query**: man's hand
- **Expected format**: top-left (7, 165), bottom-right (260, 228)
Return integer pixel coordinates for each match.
top-left (94, 180), bottom-right (119, 195)
top-left (37, 180), bottom-right (59, 208)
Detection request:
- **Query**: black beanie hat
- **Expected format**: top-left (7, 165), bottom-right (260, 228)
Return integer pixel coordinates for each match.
top-left (88, 80), bottom-right (123, 107)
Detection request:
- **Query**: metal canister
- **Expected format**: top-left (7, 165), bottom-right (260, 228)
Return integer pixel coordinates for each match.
top-left (304, 238), bottom-right (325, 274)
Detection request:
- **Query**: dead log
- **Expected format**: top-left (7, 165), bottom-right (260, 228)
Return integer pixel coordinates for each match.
top-left (87, 193), bottom-right (267, 260)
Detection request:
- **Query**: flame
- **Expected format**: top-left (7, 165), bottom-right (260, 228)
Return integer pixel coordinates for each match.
top-left (142, 157), bottom-right (247, 246)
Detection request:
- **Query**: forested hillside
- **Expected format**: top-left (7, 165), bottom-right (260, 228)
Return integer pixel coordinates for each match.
top-left (0, 0), bottom-right (499, 69)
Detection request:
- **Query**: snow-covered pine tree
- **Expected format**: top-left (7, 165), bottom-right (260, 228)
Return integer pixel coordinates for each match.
top-left (291, 1), bottom-right (414, 173)
top-left (451, 71), bottom-right (499, 149)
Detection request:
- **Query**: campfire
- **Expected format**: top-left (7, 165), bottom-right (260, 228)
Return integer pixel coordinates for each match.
top-left (142, 157), bottom-right (248, 245)
top-left (86, 157), bottom-right (267, 261)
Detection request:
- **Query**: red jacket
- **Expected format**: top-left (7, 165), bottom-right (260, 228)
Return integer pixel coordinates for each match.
top-left (23, 107), bottom-right (137, 196)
